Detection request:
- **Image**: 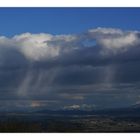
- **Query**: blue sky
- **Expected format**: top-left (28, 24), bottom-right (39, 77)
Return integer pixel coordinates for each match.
top-left (0, 8), bottom-right (140, 36)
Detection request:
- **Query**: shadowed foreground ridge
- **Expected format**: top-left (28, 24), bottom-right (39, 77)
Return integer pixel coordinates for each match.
top-left (0, 107), bottom-right (140, 132)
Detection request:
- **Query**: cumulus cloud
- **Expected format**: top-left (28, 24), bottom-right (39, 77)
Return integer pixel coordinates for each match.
top-left (0, 27), bottom-right (140, 109)
top-left (0, 27), bottom-right (140, 66)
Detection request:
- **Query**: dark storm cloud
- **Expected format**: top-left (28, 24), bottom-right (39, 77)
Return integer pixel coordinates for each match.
top-left (0, 27), bottom-right (140, 109)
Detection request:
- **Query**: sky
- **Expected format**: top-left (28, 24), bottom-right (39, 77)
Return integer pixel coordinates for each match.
top-left (1, 8), bottom-right (140, 111)
top-left (0, 8), bottom-right (140, 36)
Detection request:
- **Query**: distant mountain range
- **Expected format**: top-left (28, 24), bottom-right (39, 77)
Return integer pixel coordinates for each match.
top-left (0, 103), bottom-right (140, 117)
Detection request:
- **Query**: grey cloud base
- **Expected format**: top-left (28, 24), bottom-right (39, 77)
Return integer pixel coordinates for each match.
top-left (0, 27), bottom-right (140, 110)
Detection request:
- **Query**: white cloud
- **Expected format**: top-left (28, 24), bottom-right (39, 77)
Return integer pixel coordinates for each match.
top-left (63, 104), bottom-right (96, 110)
top-left (87, 27), bottom-right (140, 56)
top-left (88, 27), bottom-right (123, 37)
top-left (100, 33), bottom-right (138, 48)
top-left (13, 33), bottom-right (58, 61)
top-left (0, 32), bottom-right (78, 62)
top-left (63, 104), bottom-right (80, 110)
